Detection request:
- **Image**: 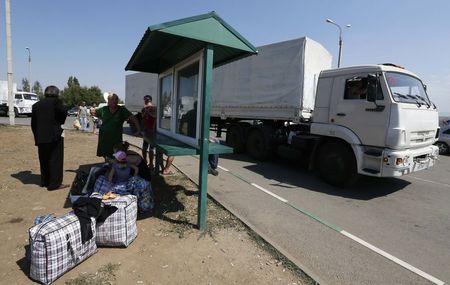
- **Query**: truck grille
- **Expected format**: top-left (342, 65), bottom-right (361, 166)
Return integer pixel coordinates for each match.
top-left (409, 130), bottom-right (436, 145)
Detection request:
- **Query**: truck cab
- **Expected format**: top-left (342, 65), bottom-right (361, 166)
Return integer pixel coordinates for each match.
top-left (311, 64), bottom-right (439, 184)
top-left (14, 91), bottom-right (39, 116)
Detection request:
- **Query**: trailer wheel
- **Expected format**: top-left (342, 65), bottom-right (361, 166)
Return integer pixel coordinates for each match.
top-left (226, 125), bottom-right (245, 153)
top-left (317, 141), bottom-right (358, 187)
top-left (246, 129), bottom-right (269, 161)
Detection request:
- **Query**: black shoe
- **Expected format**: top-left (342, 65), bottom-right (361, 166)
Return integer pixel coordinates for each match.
top-left (208, 167), bottom-right (219, 176)
top-left (47, 184), bottom-right (70, 191)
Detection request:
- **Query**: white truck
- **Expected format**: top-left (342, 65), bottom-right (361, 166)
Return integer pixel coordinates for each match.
top-left (126, 37), bottom-right (440, 186)
top-left (0, 80), bottom-right (39, 116)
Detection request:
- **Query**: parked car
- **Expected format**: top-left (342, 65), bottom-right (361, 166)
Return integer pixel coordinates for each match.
top-left (435, 126), bottom-right (450, 154)
top-left (67, 106), bottom-right (79, 116)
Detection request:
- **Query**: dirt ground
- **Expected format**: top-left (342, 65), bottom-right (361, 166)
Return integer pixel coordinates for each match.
top-left (0, 125), bottom-right (314, 285)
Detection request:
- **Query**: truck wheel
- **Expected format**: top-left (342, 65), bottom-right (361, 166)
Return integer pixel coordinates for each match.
top-left (226, 125), bottom-right (245, 153)
top-left (14, 107), bottom-right (18, 117)
top-left (246, 129), bottom-right (269, 161)
top-left (435, 141), bottom-right (449, 154)
top-left (317, 141), bottom-right (358, 187)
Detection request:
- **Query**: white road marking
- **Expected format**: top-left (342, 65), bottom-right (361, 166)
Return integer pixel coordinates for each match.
top-left (218, 165), bottom-right (229, 172)
top-left (341, 231), bottom-right (445, 285)
top-left (250, 183), bottom-right (288, 203)
top-left (410, 176), bottom-right (450, 188)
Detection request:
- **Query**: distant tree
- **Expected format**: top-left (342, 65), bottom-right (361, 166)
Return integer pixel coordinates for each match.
top-left (60, 76), bottom-right (103, 107)
top-left (86, 86), bottom-right (103, 105)
top-left (21, 78), bottom-right (30, 92)
top-left (67, 76), bottom-right (80, 88)
top-left (32, 81), bottom-right (44, 98)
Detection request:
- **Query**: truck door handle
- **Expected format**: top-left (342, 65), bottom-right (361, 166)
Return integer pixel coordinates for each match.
top-left (337, 113), bottom-right (346, 116)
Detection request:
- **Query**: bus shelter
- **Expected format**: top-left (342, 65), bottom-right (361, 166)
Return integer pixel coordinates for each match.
top-left (125, 11), bottom-right (257, 230)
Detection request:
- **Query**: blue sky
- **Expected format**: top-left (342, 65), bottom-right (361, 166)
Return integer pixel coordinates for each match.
top-left (1, 0), bottom-right (449, 113)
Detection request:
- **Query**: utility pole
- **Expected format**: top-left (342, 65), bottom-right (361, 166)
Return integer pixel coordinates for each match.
top-left (5, 0), bottom-right (15, 125)
top-left (26, 47), bottom-right (31, 92)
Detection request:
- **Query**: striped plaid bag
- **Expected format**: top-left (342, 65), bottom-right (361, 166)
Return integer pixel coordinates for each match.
top-left (92, 194), bottom-right (138, 247)
top-left (29, 211), bottom-right (97, 285)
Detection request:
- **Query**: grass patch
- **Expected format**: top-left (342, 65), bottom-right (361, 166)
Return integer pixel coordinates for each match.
top-left (65, 263), bottom-right (120, 285)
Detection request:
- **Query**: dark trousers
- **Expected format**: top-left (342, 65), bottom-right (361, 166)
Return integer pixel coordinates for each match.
top-left (208, 154), bottom-right (219, 169)
top-left (37, 138), bottom-right (64, 190)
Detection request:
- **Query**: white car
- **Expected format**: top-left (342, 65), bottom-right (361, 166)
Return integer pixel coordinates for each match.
top-left (435, 126), bottom-right (450, 154)
top-left (67, 106), bottom-right (79, 116)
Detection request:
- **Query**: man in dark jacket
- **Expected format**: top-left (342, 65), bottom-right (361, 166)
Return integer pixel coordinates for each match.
top-left (31, 85), bottom-right (69, 190)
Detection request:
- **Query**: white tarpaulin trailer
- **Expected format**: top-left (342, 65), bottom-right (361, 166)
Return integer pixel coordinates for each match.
top-left (211, 37), bottom-right (332, 121)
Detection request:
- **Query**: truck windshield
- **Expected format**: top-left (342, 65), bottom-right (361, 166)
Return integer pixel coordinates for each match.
top-left (386, 72), bottom-right (431, 107)
top-left (23, 93), bottom-right (38, 100)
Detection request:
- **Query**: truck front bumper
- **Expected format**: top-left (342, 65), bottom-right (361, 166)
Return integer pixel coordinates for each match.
top-left (19, 107), bottom-right (32, 114)
top-left (380, 145), bottom-right (439, 177)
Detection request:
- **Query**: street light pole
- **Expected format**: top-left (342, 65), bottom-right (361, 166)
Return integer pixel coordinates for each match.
top-left (326, 18), bottom-right (351, 68)
top-left (26, 47), bottom-right (31, 92)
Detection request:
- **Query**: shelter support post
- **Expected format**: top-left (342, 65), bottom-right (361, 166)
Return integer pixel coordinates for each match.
top-left (197, 44), bottom-right (214, 230)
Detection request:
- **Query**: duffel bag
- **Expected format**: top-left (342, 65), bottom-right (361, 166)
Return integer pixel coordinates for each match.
top-left (91, 194), bottom-right (138, 247)
top-left (127, 176), bottom-right (155, 213)
top-left (29, 211), bottom-right (97, 284)
top-left (70, 165), bottom-right (109, 204)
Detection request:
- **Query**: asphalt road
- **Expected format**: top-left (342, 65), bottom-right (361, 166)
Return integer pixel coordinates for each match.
top-left (172, 150), bottom-right (450, 285)
top-left (0, 114), bottom-right (81, 131)
top-left (3, 115), bottom-right (449, 284)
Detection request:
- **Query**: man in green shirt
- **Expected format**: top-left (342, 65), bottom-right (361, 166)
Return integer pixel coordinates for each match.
top-left (94, 93), bottom-right (141, 158)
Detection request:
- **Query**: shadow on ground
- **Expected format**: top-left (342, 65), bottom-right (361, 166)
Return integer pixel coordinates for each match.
top-left (15, 244), bottom-right (32, 283)
top-left (220, 152), bottom-right (410, 200)
top-left (10, 171), bottom-right (41, 186)
top-left (147, 174), bottom-right (198, 229)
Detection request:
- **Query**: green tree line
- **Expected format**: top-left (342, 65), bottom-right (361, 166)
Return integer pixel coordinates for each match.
top-left (22, 76), bottom-right (104, 107)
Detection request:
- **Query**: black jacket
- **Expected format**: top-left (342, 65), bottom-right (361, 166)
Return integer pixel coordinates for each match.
top-left (31, 97), bottom-right (67, 145)
top-left (72, 197), bottom-right (117, 243)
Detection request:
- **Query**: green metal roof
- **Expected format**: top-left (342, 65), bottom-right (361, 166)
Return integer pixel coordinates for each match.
top-left (125, 11), bottom-right (257, 73)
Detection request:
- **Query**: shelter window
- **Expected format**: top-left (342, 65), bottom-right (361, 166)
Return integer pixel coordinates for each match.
top-left (176, 61), bottom-right (200, 139)
top-left (158, 74), bottom-right (173, 131)
top-left (157, 50), bottom-right (203, 147)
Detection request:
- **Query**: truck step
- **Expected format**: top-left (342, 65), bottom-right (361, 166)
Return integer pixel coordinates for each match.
top-left (364, 150), bottom-right (382, 157)
top-left (363, 168), bottom-right (380, 174)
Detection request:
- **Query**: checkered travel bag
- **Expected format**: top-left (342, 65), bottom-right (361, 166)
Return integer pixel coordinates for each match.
top-left (29, 211), bottom-right (97, 284)
top-left (92, 194), bottom-right (138, 247)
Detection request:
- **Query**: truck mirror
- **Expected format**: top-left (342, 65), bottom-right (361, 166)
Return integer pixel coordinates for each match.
top-left (367, 74), bottom-right (378, 102)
